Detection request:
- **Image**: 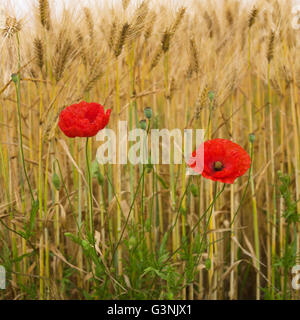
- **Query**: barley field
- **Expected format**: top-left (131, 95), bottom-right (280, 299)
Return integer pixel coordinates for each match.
top-left (0, 0), bottom-right (300, 300)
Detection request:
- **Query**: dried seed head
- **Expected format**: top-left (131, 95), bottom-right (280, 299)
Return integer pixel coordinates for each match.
top-left (53, 37), bottom-right (73, 82)
top-left (150, 46), bottom-right (162, 70)
top-left (144, 12), bottom-right (156, 40)
top-left (108, 21), bottom-right (117, 51)
top-left (296, 68), bottom-right (300, 90)
top-left (195, 86), bottom-right (209, 119)
top-left (170, 7), bottom-right (186, 34)
top-left (190, 38), bottom-right (199, 75)
top-left (122, 0), bottom-right (130, 10)
top-left (83, 69), bottom-right (103, 94)
top-left (75, 29), bottom-right (87, 66)
top-left (1, 16), bottom-right (21, 38)
top-left (168, 77), bottom-right (176, 100)
top-left (195, 85), bottom-right (209, 119)
top-left (39, 0), bottom-right (51, 30)
top-left (185, 65), bottom-right (193, 79)
top-left (114, 22), bottom-right (130, 57)
top-left (129, 1), bottom-right (149, 39)
top-left (270, 78), bottom-right (283, 96)
top-left (33, 37), bottom-right (44, 72)
top-left (267, 31), bottom-right (275, 63)
top-left (203, 11), bottom-right (213, 38)
top-left (161, 30), bottom-right (171, 53)
top-left (83, 7), bottom-right (94, 43)
top-left (248, 7), bottom-right (258, 28)
top-left (194, 97), bottom-right (201, 119)
top-left (225, 7), bottom-right (233, 26)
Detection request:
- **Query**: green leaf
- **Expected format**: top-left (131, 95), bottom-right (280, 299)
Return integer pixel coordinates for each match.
top-left (12, 251), bottom-right (35, 263)
top-left (145, 218), bottom-right (151, 232)
top-left (64, 232), bottom-right (82, 246)
top-left (91, 160), bottom-right (104, 185)
top-left (65, 233), bottom-right (95, 260)
top-left (91, 160), bottom-right (99, 177)
top-left (96, 171), bottom-right (104, 186)
top-left (159, 232), bottom-right (169, 255)
top-left (52, 172), bottom-right (61, 191)
top-left (25, 200), bottom-right (39, 239)
top-left (205, 258), bottom-right (211, 270)
top-left (142, 267), bottom-right (167, 280)
top-left (190, 183), bottom-right (198, 197)
top-left (156, 173), bottom-right (169, 189)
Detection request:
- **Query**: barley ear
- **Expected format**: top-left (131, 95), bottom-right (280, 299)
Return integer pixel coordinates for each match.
top-left (33, 38), bottom-right (44, 72)
top-left (267, 31), bottom-right (275, 63)
top-left (114, 23), bottom-right (130, 58)
top-left (39, 0), bottom-right (51, 30)
top-left (248, 7), bottom-right (258, 28)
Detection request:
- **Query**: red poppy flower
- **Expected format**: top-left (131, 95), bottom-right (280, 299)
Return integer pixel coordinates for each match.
top-left (188, 138), bottom-right (251, 184)
top-left (58, 101), bottom-right (111, 138)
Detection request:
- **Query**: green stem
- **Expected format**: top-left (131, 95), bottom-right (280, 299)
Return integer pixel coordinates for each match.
top-left (85, 137), bottom-right (94, 238)
top-left (204, 97), bottom-right (214, 140)
top-left (230, 141), bottom-right (254, 227)
top-left (168, 182), bottom-right (226, 263)
top-left (13, 32), bottom-right (34, 202)
top-left (250, 141), bottom-right (260, 299)
top-left (109, 166), bottom-right (147, 267)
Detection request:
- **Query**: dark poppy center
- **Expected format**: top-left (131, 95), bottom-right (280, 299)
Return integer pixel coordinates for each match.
top-left (213, 161), bottom-right (224, 171)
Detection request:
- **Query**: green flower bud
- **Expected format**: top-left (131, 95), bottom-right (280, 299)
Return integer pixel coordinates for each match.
top-left (249, 133), bottom-right (255, 143)
top-left (128, 236), bottom-right (137, 249)
top-left (81, 240), bottom-right (90, 251)
top-left (139, 119), bottom-right (147, 130)
top-left (208, 91), bottom-right (215, 101)
top-left (146, 163), bottom-right (153, 173)
top-left (11, 73), bottom-right (19, 83)
top-left (144, 107), bottom-right (152, 119)
top-left (277, 170), bottom-right (282, 177)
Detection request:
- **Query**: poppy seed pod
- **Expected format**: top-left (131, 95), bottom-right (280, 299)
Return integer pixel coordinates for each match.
top-left (208, 91), bottom-right (215, 102)
top-left (11, 73), bottom-right (19, 83)
top-left (249, 133), bottom-right (255, 143)
top-left (139, 119), bottom-right (147, 130)
top-left (144, 107), bottom-right (152, 119)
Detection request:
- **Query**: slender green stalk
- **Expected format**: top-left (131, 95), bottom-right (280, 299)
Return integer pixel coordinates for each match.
top-left (13, 33), bottom-right (34, 202)
top-left (249, 136), bottom-right (260, 299)
top-left (268, 62), bottom-right (277, 299)
top-left (85, 137), bottom-right (94, 237)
